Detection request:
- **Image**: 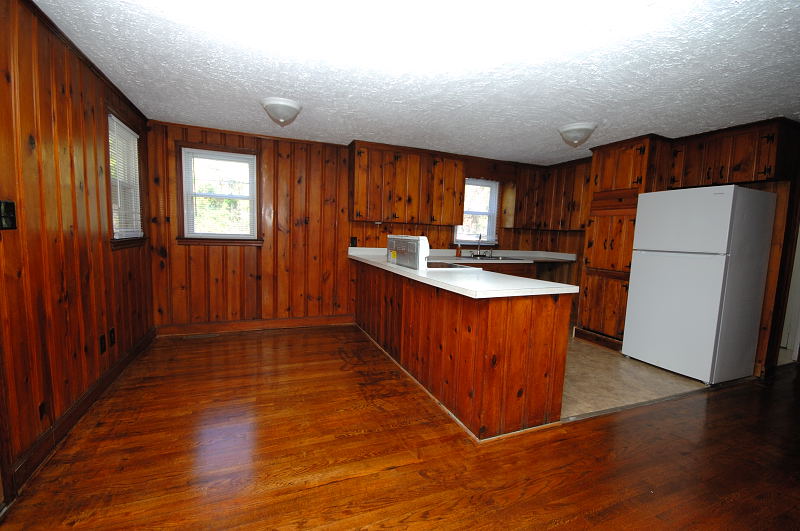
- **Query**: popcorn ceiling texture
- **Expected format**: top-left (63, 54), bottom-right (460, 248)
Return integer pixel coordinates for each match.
top-left (33, 0), bottom-right (800, 165)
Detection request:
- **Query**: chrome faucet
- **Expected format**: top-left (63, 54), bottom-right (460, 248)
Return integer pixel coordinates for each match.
top-left (473, 234), bottom-right (487, 258)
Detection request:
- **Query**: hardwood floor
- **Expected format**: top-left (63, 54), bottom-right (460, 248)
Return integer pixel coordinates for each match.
top-left (3, 326), bottom-right (799, 529)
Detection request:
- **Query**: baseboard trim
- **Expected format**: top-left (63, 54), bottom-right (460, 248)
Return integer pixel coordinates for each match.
top-left (156, 315), bottom-right (355, 337)
top-left (574, 327), bottom-right (623, 351)
top-left (10, 328), bottom-right (156, 494)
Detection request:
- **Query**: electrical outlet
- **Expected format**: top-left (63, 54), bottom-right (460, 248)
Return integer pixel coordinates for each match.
top-left (350, 236), bottom-right (357, 247)
top-left (109, 328), bottom-right (116, 347)
top-left (0, 200), bottom-right (17, 230)
top-left (99, 334), bottom-right (107, 354)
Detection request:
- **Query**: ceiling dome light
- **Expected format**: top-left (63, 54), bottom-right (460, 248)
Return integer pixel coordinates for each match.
top-left (261, 97), bottom-right (302, 127)
top-left (558, 122), bottom-right (598, 147)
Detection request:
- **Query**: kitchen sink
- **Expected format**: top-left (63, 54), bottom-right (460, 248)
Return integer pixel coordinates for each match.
top-left (468, 256), bottom-right (524, 261)
top-left (425, 262), bottom-right (475, 269)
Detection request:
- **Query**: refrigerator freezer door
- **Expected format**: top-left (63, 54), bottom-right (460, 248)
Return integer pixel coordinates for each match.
top-left (633, 186), bottom-right (735, 254)
top-left (622, 250), bottom-right (727, 382)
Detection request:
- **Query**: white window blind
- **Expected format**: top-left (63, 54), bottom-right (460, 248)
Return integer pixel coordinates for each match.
top-left (181, 148), bottom-right (257, 239)
top-left (454, 178), bottom-right (500, 244)
top-left (108, 114), bottom-right (143, 239)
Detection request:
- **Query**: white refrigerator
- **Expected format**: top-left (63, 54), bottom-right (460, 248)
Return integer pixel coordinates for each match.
top-left (621, 185), bottom-right (775, 384)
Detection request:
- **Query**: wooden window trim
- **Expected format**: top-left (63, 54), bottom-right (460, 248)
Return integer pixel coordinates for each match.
top-left (175, 237), bottom-right (264, 247)
top-left (175, 141), bottom-right (262, 245)
top-left (110, 237), bottom-right (148, 251)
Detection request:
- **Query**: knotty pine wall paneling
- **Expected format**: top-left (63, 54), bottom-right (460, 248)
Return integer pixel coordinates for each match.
top-left (0, 0), bottom-right (153, 499)
top-left (148, 123), bottom-right (354, 334)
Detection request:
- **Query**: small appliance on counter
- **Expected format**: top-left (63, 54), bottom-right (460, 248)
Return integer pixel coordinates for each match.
top-left (387, 235), bottom-right (430, 270)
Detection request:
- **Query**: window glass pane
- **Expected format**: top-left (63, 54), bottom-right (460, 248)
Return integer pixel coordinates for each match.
top-left (192, 157), bottom-right (252, 196)
top-left (457, 213), bottom-right (489, 241)
top-left (192, 197), bottom-right (252, 235)
top-left (463, 183), bottom-right (491, 212)
top-left (108, 114), bottom-right (143, 239)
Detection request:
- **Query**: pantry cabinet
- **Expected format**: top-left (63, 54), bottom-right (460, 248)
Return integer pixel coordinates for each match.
top-left (349, 140), bottom-right (465, 225)
top-left (576, 135), bottom-right (671, 346)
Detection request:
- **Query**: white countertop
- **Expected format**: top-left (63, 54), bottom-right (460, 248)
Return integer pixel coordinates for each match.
top-left (349, 248), bottom-right (579, 299)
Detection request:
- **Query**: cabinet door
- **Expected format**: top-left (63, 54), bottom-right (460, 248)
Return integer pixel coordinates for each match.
top-left (404, 153), bottom-right (422, 223)
top-left (514, 165), bottom-right (543, 229)
top-left (513, 166), bottom-right (530, 228)
top-left (579, 270), bottom-right (629, 340)
top-left (551, 166), bottom-right (568, 230)
top-left (607, 215), bottom-right (634, 272)
top-left (579, 270), bottom-right (605, 334)
top-left (573, 160), bottom-right (592, 229)
top-left (668, 142), bottom-right (685, 189)
top-left (561, 164), bottom-right (578, 230)
top-left (613, 142), bottom-right (648, 190)
top-left (754, 123), bottom-right (778, 181)
top-left (539, 170), bottom-right (555, 229)
top-left (381, 150), bottom-right (396, 222)
top-left (701, 133), bottom-right (733, 186)
top-left (725, 127), bottom-right (759, 183)
top-left (592, 139), bottom-right (649, 192)
top-left (601, 276), bottom-right (629, 339)
top-left (594, 148), bottom-right (616, 192)
top-left (681, 139), bottom-right (705, 188)
top-left (351, 144), bottom-right (369, 220)
top-left (418, 152), bottom-right (435, 224)
top-left (583, 216), bottom-right (612, 269)
top-left (442, 157), bottom-right (465, 226)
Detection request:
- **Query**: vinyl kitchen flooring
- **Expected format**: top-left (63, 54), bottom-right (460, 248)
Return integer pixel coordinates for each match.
top-left (560, 337), bottom-right (707, 419)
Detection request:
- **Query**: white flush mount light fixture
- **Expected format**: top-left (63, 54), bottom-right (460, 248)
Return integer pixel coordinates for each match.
top-left (261, 97), bottom-right (302, 127)
top-left (558, 122), bottom-right (598, 147)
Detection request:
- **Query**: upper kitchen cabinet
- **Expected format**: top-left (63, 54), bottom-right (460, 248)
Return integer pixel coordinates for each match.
top-left (668, 119), bottom-right (795, 189)
top-left (349, 140), bottom-right (465, 225)
top-left (513, 158), bottom-right (591, 230)
top-left (590, 135), bottom-right (672, 194)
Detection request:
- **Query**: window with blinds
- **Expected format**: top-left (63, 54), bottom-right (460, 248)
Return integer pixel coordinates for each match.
top-left (181, 147), bottom-right (258, 239)
top-left (108, 114), bottom-right (143, 240)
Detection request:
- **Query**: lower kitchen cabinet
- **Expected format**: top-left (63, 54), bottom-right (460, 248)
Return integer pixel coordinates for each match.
top-left (577, 269), bottom-right (629, 344)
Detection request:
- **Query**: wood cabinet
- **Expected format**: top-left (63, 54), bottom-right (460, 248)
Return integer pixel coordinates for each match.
top-left (591, 135), bottom-right (671, 194)
top-left (669, 121), bottom-right (780, 189)
top-left (583, 214), bottom-right (636, 272)
top-left (577, 136), bottom-right (670, 346)
top-left (578, 270), bottom-right (629, 341)
top-left (349, 140), bottom-right (465, 225)
top-left (513, 158), bottom-right (591, 230)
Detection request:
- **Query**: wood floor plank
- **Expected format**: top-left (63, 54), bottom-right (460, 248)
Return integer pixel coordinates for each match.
top-left (2, 325), bottom-right (799, 529)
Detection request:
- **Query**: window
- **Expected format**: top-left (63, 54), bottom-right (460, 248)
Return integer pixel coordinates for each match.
top-left (181, 147), bottom-right (258, 240)
top-left (108, 114), bottom-right (143, 239)
top-left (454, 178), bottom-right (499, 244)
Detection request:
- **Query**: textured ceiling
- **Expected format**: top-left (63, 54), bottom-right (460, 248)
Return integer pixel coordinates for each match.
top-left (33, 0), bottom-right (800, 165)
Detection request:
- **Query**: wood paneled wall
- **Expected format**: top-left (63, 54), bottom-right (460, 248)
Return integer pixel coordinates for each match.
top-left (148, 123), bottom-right (354, 334)
top-left (0, 0), bottom-right (152, 497)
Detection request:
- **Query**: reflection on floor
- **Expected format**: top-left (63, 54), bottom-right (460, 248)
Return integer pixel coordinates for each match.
top-left (561, 337), bottom-right (706, 419)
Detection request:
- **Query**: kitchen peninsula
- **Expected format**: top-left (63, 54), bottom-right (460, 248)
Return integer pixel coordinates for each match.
top-left (349, 248), bottom-right (579, 440)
